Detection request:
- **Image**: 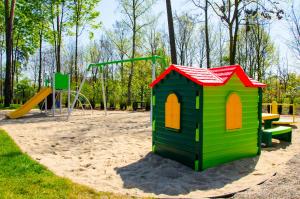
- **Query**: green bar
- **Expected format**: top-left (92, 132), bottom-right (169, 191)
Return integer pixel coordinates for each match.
top-left (194, 160), bottom-right (199, 171)
top-left (196, 96), bottom-right (200, 109)
top-left (195, 127), bottom-right (200, 142)
top-left (88, 55), bottom-right (166, 71)
top-left (152, 120), bottom-right (156, 131)
top-left (152, 144), bottom-right (156, 153)
top-left (152, 95), bottom-right (156, 106)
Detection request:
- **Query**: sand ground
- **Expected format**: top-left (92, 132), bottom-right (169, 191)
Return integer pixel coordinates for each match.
top-left (0, 110), bottom-right (299, 198)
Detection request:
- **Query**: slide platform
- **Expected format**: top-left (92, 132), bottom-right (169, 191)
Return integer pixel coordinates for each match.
top-left (6, 87), bottom-right (52, 119)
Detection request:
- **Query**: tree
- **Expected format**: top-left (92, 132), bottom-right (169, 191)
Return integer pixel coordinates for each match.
top-left (4, 0), bottom-right (16, 107)
top-left (0, 1), bottom-right (4, 100)
top-left (107, 20), bottom-right (130, 102)
top-left (33, 1), bottom-right (51, 91)
top-left (49, 0), bottom-right (69, 73)
top-left (236, 23), bottom-right (275, 81)
top-left (175, 13), bottom-right (197, 66)
top-left (209, 0), bottom-right (283, 65)
top-left (69, 0), bottom-right (100, 89)
top-left (166, 0), bottom-right (177, 64)
top-left (191, 0), bottom-right (210, 68)
top-left (118, 0), bottom-right (156, 105)
top-left (289, 2), bottom-right (300, 60)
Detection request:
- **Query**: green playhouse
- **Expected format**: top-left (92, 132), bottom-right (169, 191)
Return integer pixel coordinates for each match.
top-left (150, 64), bottom-right (266, 171)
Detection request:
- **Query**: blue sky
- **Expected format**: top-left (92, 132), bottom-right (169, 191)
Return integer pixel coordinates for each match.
top-left (93, 0), bottom-right (299, 72)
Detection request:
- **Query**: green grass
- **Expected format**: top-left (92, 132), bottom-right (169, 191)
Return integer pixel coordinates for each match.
top-left (0, 129), bottom-right (127, 199)
top-left (0, 104), bottom-right (21, 110)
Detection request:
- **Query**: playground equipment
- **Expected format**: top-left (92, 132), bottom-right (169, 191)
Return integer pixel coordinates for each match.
top-left (262, 101), bottom-right (297, 125)
top-left (7, 55), bottom-right (165, 119)
top-left (150, 64), bottom-right (266, 171)
top-left (71, 55), bottom-right (166, 119)
top-left (6, 71), bottom-right (92, 119)
top-left (6, 88), bottom-right (52, 119)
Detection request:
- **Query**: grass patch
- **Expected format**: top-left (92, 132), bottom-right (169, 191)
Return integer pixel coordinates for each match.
top-left (0, 104), bottom-right (21, 110)
top-left (0, 129), bottom-right (128, 199)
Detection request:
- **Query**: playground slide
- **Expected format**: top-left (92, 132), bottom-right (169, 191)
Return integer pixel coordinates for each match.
top-left (6, 87), bottom-right (52, 119)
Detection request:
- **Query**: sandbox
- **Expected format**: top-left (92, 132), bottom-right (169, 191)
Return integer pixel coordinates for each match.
top-left (0, 110), bottom-right (299, 198)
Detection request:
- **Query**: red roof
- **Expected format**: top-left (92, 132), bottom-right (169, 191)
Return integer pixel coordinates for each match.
top-left (150, 64), bottom-right (266, 88)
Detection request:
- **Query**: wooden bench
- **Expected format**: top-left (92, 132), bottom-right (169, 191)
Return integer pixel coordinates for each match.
top-left (262, 126), bottom-right (292, 147)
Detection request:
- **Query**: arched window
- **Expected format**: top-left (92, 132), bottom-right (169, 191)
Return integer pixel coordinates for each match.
top-left (165, 93), bottom-right (181, 130)
top-left (226, 93), bottom-right (242, 130)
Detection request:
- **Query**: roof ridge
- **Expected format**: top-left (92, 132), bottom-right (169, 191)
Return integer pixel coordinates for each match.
top-left (150, 64), bottom-right (266, 88)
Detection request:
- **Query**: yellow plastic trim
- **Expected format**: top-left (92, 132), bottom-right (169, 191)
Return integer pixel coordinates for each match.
top-left (271, 101), bottom-right (278, 114)
top-left (226, 93), bottom-right (242, 130)
top-left (262, 113), bottom-right (280, 120)
top-left (165, 93), bottom-right (180, 130)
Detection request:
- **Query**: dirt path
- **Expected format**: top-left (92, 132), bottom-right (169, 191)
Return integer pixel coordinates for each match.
top-left (233, 145), bottom-right (300, 198)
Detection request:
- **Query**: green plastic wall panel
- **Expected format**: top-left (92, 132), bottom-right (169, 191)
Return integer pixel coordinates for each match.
top-left (257, 88), bottom-right (263, 154)
top-left (55, 73), bottom-right (69, 90)
top-left (152, 71), bottom-right (202, 169)
top-left (196, 95), bottom-right (200, 109)
top-left (202, 75), bottom-right (259, 169)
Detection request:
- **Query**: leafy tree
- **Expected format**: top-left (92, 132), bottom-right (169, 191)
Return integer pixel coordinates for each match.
top-left (191, 0), bottom-right (210, 68)
top-left (11, 0), bottom-right (41, 95)
top-left (31, 0), bottom-right (52, 91)
top-left (236, 23), bottom-right (276, 81)
top-left (49, 0), bottom-right (70, 73)
top-left (175, 13), bottom-right (197, 66)
top-left (118, 0), bottom-right (157, 105)
top-left (289, 2), bottom-right (300, 61)
top-left (15, 78), bottom-right (34, 104)
top-left (68, 0), bottom-right (100, 89)
top-left (209, 0), bottom-right (283, 65)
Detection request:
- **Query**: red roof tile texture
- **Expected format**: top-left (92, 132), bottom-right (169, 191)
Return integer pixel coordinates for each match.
top-left (150, 64), bottom-right (266, 88)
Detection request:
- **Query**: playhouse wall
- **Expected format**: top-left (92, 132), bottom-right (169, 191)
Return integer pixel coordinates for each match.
top-left (202, 75), bottom-right (259, 169)
top-left (153, 71), bottom-right (201, 168)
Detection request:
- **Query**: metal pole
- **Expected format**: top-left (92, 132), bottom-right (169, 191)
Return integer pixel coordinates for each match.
top-left (101, 68), bottom-right (107, 116)
top-left (45, 76), bottom-right (48, 115)
top-left (59, 91), bottom-right (62, 114)
top-left (69, 72), bottom-right (87, 119)
top-left (68, 74), bottom-right (71, 118)
top-left (151, 57), bottom-right (156, 122)
top-left (45, 95), bottom-right (48, 115)
top-left (52, 72), bottom-right (56, 117)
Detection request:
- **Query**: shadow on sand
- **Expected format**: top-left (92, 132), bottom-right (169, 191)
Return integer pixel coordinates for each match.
top-left (115, 152), bottom-right (259, 196)
top-left (116, 133), bottom-right (295, 197)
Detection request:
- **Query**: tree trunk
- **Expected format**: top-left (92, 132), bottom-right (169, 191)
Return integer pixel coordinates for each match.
top-left (38, 30), bottom-right (43, 91)
top-left (166, 0), bottom-right (177, 64)
top-left (56, 3), bottom-right (64, 73)
top-left (127, 1), bottom-right (136, 105)
top-left (232, 13), bottom-right (239, 65)
top-left (204, 0), bottom-right (210, 68)
top-left (229, 24), bottom-right (234, 65)
top-left (0, 40), bottom-right (3, 100)
top-left (75, 17), bottom-right (79, 90)
top-left (0, 36), bottom-right (3, 101)
top-left (4, 0), bottom-right (16, 107)
top-left (127, 31), bottom-right (135, 105)
top-left (12, 39), bottom-right (18, 97)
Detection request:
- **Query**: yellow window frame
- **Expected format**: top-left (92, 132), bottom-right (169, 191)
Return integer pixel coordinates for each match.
top-left (226, 93), bottom-right (242, 130)
top-left (165, 93), bottom-right (181, 130)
